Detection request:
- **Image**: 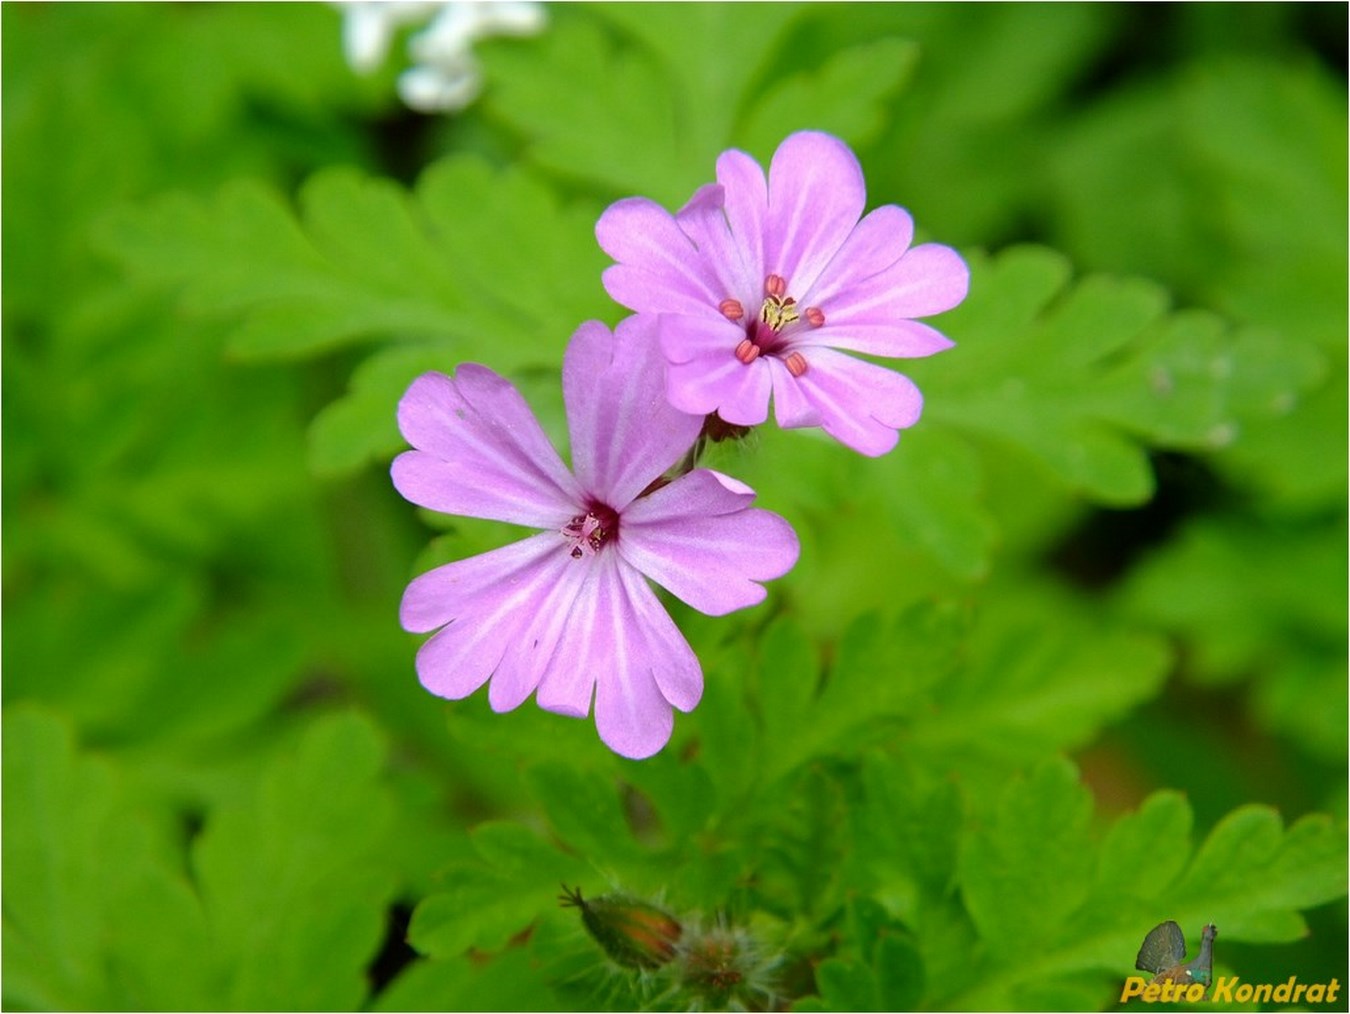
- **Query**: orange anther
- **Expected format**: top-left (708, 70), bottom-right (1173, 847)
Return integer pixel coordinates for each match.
top-left (785, 351), bottom-right (808, 377)
top-left (764, 274), bottom-right (787, 298)
top-left (734, 338), bottom-right (761, 364)
top-left (718, 298), bottom-right (744, 321)
top-left (804, 306), bottom-right (825, 328)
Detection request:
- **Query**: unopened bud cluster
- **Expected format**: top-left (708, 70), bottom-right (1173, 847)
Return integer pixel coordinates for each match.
top-left (560, 885), bottom-right (779, 1010)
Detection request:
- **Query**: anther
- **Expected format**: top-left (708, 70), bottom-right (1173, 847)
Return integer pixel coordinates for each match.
top-left (804, 306), bottom-right (825, 328)
top-left (718, 298), bottom-right (744, 321)
top-left (734, 338), bottom-right (761, 364)
top-left (785, 352), bottom-right (809, 377)
top-left (764, 274), bottom-right (787, 298)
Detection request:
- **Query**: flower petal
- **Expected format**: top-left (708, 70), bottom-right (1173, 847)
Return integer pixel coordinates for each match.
top-left (675, 183), bottom-right (756, 303)
top-left (767, 357), bottom-right (823, 428)
top-left (666, 352), bottom-right (771, 426)
top-left (616, 564), bottom-right (703, 714)
top-left (802, 317), bottom-right (955, 359)
top-left (564, 318), bottom-right (702, 508)
top-left (556, 555), bottom-right (699, 759)
top-left (597, 197), bottom-right (721, 315)
top-left (658, 312), bottom-right (741, 366)
top-left (411, 537), bottom-right (567, 701)
top-left (764, 132), bottom-right (866, 297)
top-left (815, 242), bottom-right (970, 327)
top-left (488, 552), bottom-right (595, 713)
top-left (392, 368), bottom-right (581, 526)
top-left (801, 204), bottom-right (914, 307)
top-left (399, 531), bottom-right (560, 633)
top-left (716, 148), bottom-right (767, 284)
top-left (792, 349), bottom-right (924, 457)
top-left (619, 470), bottom-right (799, 615)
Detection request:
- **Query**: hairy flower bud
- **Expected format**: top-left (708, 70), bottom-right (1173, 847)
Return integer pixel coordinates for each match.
top-left (560, 885), bottom-right (683, 970)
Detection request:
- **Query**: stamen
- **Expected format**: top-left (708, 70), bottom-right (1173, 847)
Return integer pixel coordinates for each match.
top-left (804, 306), bottom-right (825, 328)
top-left (759, 295), bottom-right (800, 332)
top-left (718, 298), bottom-right (744, 321)
top-left (734, 338), bottom-right (760, 364)
top-left (785, 352), bottom-right (809, 377)
top-left (764, 274), bottom-right (787, 298)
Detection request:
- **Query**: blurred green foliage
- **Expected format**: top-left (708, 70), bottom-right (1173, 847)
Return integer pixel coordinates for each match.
top-left (3, 3), bottom-right (1345, 1011)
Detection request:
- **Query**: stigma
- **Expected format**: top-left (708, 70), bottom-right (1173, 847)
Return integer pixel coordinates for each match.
top-left (561, 506), bottom-right (617, 558)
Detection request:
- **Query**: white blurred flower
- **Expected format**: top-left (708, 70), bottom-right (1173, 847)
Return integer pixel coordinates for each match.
top-left (337, 1), bottom-right (546, 114)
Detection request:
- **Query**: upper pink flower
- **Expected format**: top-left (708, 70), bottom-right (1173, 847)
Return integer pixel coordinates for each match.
top-left (391, 316), bottom-right (799, 759)
top-left (596, 131), bottom-right (969, 456)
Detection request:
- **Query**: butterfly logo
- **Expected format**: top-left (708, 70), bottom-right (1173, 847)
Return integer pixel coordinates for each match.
top-left (1135, 921), bottom-right (1217, 987)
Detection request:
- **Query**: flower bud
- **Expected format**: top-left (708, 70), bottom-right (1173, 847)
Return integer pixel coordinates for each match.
top-left (560, 885), bottom-right (682, 970)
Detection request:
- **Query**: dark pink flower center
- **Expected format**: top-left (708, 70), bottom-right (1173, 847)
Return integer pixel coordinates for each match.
top-left (561, 501), bottom-right (620, 559)
top-left (721, 274), bottom-right (823, 378)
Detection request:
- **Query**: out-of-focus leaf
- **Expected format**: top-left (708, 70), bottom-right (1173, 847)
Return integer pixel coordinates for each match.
top-left (914, 246), bottom-right (1324, 506)
top-left (484, 6), bottom-right (913, 203)
top-left (738, 37), bottom-right (919, 160)
top-left (1120, 514), bottom-right (1348, 759)
top-left (407, 822), bottom-right (583, 959)
top-left (960, 758), bottom-right (1095, 955)
top-left (1, 706), bottom-right (213, 1011)
top-left (375, 946), bottom-right (552, 1012)
top-left (96, 156), bottom-right (611, 476)
top-left (1048, 55), bottom-right (1347, 507)
top-left (191, 712), bottom-right (398, 1010)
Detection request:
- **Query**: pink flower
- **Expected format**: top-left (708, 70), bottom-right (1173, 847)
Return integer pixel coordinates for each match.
top-left (391, 317), bottom-right (799, 759)
top-left (596, 131), bottom-right (969, 456)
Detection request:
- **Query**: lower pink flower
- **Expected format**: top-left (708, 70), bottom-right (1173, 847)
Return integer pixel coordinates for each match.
top-left (391, 316), bottom-right (799, 759)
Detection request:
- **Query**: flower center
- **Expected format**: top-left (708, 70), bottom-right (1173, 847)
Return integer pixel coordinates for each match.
top-left (560, 502), bottom-right (620, 559)
top-left (721, 274), bottom-right (823, 378)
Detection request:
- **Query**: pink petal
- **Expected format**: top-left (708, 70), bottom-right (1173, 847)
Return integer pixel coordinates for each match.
top-left (619, 470), bottom-right (799, 616)
top-left (764, 132), bottom-right (866, 298)
top-left (563, 318), bottom-right (702, 508)
top-left (590, 557), bottom-right (699, 759)
top-left (816, 242), bottom-right (970, 325)
top-left (411, 539), bottom-right (567, 701)
top-left (675, 184), bottom-right (756, 304)
top-left (533, 556), bottom-right (614, 721)
top-left (596, 197), bottom-right (721, 315)
top-left (487, 554), bottom-right (595, 713)
top-left (666, 352), bottom-right (772, 426)
top-left (535, 553), bottom-right (681, 760)
top-left (392, 368), bottom-right (581, 527)
top-left (801, 204), bottom-right (914, 308)
top-left (399, 532), bottom-right (559, 633)
top-left (716, 148), bottom-right (767, 283)
top-left (801, 318), bottom-right (955, 359)
top-left (767, 357), bottom-right (822, 428)
top-left (658, 312), bottom-right (742, 366)
top-left (616, 564), bottom-right (702, 713)
top-left (792, 349), bottom-right (924, 457)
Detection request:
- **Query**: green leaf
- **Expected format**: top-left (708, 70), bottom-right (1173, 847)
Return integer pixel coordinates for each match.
top-left (915, 246), bottom-right (1323, 506)
top-left (190, 712), bottom-right (398, 1010)
top-left (484, 6), bottom-right (913, 202)
top-left (375, 947), bottom-right (553, 1012)
top-left (909, 583), bottom-right (1172, 766)
top-left (806, 899), bottom-right (925, 1012)
top-left (1120, 514), bottom-right (1348, 758)
top-left (959, 758), bottom-right (1095, 955)
top-left (96, 155), bottom-right (611, 475)
top-left (1, 706), bottom-right (214, 1011)
top-left (739, 37), bottom-right (919, 158)
top-left (406, 821), bottom-right (582, 960)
